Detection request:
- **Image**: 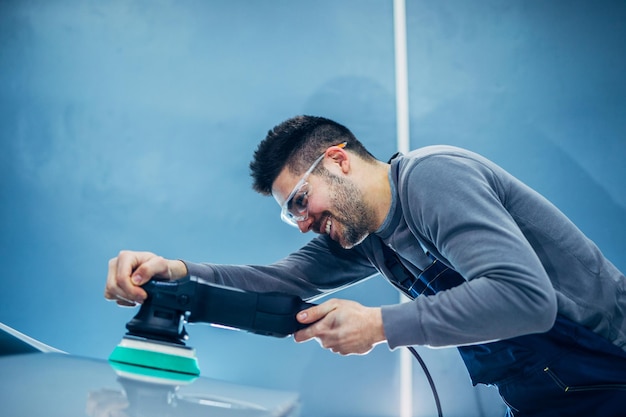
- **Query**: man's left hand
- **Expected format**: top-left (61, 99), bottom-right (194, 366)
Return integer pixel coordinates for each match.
top-left (294, 299), bottom-right (386, 355)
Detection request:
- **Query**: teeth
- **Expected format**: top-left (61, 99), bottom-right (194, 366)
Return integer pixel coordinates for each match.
top-left (325, 218), bottom-right (332, 235)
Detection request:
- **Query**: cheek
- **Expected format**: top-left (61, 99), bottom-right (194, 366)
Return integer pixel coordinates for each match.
top-left (307, 193), bottom-right (332, 215)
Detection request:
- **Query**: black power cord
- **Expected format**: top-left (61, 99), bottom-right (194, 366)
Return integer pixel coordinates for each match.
top-left (407, 346), bottom-right (443, 417)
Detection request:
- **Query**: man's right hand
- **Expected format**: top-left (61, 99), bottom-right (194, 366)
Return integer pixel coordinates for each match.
top-left (105, 250), bottom-right (188, 307)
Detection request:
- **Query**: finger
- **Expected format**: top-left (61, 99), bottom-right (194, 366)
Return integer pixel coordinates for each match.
top-left (293, 327), bottom-right (313, 343)
top-left (296, 299), bottom-right (337, 324)
top-left (293, 314), bottom-right (337, 344)
top-left (105, 256), bottom-right (130, 302)
top-left (114, 252), bottom-right (148, 303)
top-left (115, 298), bottom-right (137, 308)
top-left (131, 255), bottom-right (170, 284)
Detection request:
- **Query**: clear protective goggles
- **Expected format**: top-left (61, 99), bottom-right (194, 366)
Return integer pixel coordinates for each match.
top-left (280, 142), bottom-right (346, 227)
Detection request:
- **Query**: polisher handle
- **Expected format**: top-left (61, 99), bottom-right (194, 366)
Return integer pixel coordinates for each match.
top-left (188, 280), bottom-right (315, 337)
top-left (124, 277), bottom-right (315, 344)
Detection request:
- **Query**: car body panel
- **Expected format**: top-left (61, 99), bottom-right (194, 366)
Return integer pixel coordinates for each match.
top-left (0, 323), bottom-right (300, 417)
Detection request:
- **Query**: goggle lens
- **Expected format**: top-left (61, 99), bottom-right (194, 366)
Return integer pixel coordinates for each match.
top-left (281, 183), bottom-right (310, 225)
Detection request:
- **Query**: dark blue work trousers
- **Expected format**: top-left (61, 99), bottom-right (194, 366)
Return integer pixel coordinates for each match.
top-left (459, 316), bottom-right (626, 416)
top-left (384, 246), bottom-right (626, 416)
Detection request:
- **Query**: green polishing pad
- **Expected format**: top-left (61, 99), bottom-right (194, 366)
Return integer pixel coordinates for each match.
top-left (109, 359), bottom-right (198, 384)
top-left (109, 337), bottom-right (200, 376)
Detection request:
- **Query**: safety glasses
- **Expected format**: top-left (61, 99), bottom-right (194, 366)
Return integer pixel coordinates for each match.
top-left (280, 142), bottom-right (346, 227)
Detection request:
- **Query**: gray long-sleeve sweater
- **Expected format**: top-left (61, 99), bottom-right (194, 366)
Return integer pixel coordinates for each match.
top-left (185, 146), bottom-right (626, 352)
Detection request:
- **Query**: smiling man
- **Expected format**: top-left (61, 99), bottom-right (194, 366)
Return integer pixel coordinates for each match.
top-left (106, 115), bottom-right (626, 416)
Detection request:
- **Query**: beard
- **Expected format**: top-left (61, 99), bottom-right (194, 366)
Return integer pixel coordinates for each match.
top-left (324, 173), bottom-right (376, 249)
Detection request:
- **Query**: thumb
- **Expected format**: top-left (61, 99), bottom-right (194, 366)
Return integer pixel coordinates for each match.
top-left (297, 300), bottom-right (336, 324)
top-left (130, 255), bottom-right (171, 286)
top-left (130, 272), bottom-right (150, 286)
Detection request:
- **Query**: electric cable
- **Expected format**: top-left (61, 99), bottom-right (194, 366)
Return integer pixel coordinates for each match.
top-left (407, 346), bottom-right (443, 417)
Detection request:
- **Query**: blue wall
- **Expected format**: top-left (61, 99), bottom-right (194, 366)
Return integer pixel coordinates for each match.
top-left (1, 1), bottom-right (624, 416)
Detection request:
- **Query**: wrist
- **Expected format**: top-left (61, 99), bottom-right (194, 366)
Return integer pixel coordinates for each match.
top-left (168, 259), bottom-right (189, 279)
top-left (372, 307), bottom-right (387, 344)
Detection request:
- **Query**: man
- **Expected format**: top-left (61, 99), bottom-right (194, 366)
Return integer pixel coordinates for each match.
top-left (106, 115), bottom-right (626, 416)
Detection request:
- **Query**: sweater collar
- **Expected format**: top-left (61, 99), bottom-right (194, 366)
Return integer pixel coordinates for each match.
top-left (374, 153), bottom-right (403, 240)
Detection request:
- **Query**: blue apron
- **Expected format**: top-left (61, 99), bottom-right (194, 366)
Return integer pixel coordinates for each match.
top-left (383, 246), bottom-right (626, 416)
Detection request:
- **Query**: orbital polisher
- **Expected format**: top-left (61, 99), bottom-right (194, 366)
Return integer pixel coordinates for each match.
top-left (109, 276), bottom-right (314, 376)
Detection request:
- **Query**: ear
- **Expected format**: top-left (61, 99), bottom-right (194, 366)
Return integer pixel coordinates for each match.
top-left (324, 145), bottom-right (350, 174)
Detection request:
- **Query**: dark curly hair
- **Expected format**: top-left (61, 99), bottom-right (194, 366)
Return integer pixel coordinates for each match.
top-left (250, 115), bottom-right (376, 195)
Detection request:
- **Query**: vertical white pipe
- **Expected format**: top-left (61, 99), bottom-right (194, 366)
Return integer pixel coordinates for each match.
top-left (399, 337), bottom-right (414, 417)
top-left (394, 0), bottom-right (411, 155)
top-left (393, 0), bottom-right (412, 417)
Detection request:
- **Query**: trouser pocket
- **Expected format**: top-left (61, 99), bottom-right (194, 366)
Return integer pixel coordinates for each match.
top-left (466, 316), bottom-right (626, 416)
top-left (497, 350), bottom-right (626, 416)
top-left (543, 363), bottom-right (626, 393)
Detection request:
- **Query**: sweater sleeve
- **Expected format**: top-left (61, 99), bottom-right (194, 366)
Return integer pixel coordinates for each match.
top-left (382, 153), bottom-right (557, 348)
top-left (183, 234), bottom-right (379, 302)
